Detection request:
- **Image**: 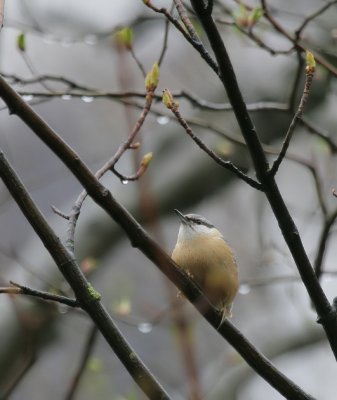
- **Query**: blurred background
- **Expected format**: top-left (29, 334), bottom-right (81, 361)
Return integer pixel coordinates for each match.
top-left (1, 0), bottom-right (337, 399)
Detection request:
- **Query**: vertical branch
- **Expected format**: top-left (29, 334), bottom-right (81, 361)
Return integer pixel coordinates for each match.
top-left (189, 0), bottom-right (337, 359)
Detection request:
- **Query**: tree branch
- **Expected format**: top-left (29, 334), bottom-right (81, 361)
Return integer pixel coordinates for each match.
top-left (0, 281), bottom-right (79, 307)
top-left (189, 0), bottom-right (337, 359)
top-left (0, 76), bottom-right (315, 399)
top-left (269, 54), bottom-right (315, 176)
top-left (65, 325), bottom-right (99, 400)
top-left (0, 149), bottom-right (171, 400)
top-left (163, 90), bottom-right (263, 191)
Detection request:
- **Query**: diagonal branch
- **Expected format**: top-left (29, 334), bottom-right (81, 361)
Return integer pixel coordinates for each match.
top-left (144, 1), bottom-right (219, 76)
top-left (163, 90), bottom-right (263, 191)
top-left (0, 149), bottom-right (171, 400)
top-left (0, 75), bottom-right (315, 400)
top-left (269, 54), bottom-right (315, 176)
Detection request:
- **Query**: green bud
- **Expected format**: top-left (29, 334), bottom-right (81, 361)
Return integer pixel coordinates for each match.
top-left (115, 27), bottom-right (133, 50)
top-left (162, 89), bottom-right (178, 109)
top-left (305, 51), bottom-right (316, 73)
top-left (145, 63), bottom-right (159, 91)
top-left (140, 152), bottom-right (153, 168)
top-left (17, 33), bottom-right (26, 52)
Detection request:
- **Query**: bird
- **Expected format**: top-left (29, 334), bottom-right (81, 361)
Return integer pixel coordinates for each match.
top-left (172, 209), bottom-right (239, 326)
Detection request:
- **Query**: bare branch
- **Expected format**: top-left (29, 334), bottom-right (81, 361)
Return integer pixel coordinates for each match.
top-left (314, 208), bottom-right (337, 280)
top-left (190, 0), bottom-right (337, 359)
top-left (0, 148), bottom-right (171, 400)
top-left (144, 1), bottom-right (219, 76)
top-left (163, 91), bottom-right (263, 191)
top-left (261, 0), bottom-right (337, 77)
top-left (66, 82), bottom-right (156, 253)
top-left (295, 1), bottom-right (337, 41)
top-left (65, 325), bottom-right (99, 400)
top-left (0, 281), bottom-right (79, 307)
top-left (269, 55), bottom-right (315, 176)
top-left (0, 75), bottom-right (316, 399)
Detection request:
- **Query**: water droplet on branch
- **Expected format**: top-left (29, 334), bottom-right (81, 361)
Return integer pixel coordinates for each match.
top-left (137, 322), bottom-right (153, 333)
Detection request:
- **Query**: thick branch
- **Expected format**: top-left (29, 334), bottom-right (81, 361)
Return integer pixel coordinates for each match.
top-left (0, 149), bottom-right (171, 400)
top-left (0, 76), bottom-right (314, 399)
top-left (189, 0), bottom-right (337, 358)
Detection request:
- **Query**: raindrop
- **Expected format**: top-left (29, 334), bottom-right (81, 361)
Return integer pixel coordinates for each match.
top-left (157, 115), bottom-right (170, 125)
top-left (22, 94), bottom-right (34, 102)
top-left (122, 179), bottom-right (128, 185)
top-left (81, 96), bottom-right (94, 103)
top-left (61, 94), bottom-right (72, 100)
top-left (239, 284), bottom-right (251, 295)
top-left (84, 34), bottom-right (98, 46)
top-left (137, 322), bottom-right (153, 334)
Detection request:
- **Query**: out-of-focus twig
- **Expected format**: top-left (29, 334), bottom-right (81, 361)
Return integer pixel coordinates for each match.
top-left (0, 0), bottom-right (4, 31)
top-left (261, 0), bottom-right (337, 77)
top-left (65, 325), bottom-right (99, 400)
top-left (314, 208), bottom-right (337, 280)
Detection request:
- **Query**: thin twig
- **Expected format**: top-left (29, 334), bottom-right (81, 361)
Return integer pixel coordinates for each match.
top-left (144, 1), bottom-right (219, 76)
top-left (261, 0), bottom-right (337, 77)
top-left (269, 58), bottom-right (315, 176)
top-left (301, 118), bottom-right (337, 154)
top-left (173, 0), bottom-right (200, 43)
top-left (289, 51), bottom-right (304, 111)
top-left (314, 208), bottom-right (337, 280)
top-left (13, 88), bottom-right (288, 112)
top-left (294, 1), bottom-right (337, 41)
top-left (0, 0), bottom-right (5, 31)
top-left (1, 349), bottom-right (36, 399)
top-left (157, 5), bottom-right (172, 66)
top-left (65, 325), bottom-right (99, 400)
top-left (164, 95), bottom-right (263, 191)
top-left (129, 47), bottom-right (147, 78)
top-left (51, 205), bottom-right (70, 220)
top-left (216, 18), bottom-right (293, 56)
top-left (66, 84), bottom-right (156, 253)
top-left (0, 281), bottom-right (79, 307)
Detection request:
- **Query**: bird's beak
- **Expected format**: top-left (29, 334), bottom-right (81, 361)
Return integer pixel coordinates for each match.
top-left (174, 209), bottom-right (188, 223)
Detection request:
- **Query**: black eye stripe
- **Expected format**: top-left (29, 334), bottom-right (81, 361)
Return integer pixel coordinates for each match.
top-left (186, 217), bottom-right (213, 228)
